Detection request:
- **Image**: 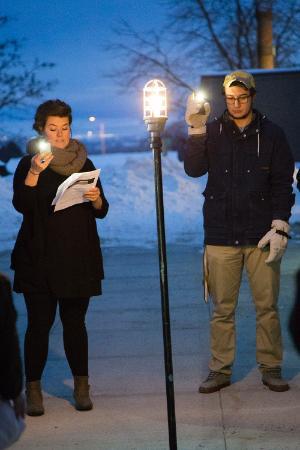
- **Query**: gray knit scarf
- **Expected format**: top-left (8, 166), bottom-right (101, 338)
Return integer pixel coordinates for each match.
top-left (27, 138), bottom-right (87, 176)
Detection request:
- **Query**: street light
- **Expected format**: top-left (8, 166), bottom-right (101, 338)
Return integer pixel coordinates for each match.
top-left (143, 79), bottom-right (177, 450)
top-left (87, 116), bottom-right (106, 154)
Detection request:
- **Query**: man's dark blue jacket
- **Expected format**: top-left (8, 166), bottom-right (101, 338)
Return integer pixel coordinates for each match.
top-left (184, 110), bottom-right (295, 246)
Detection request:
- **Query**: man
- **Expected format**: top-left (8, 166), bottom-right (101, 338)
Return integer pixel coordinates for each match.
top-left (184, 71), bottom-right (295, 393)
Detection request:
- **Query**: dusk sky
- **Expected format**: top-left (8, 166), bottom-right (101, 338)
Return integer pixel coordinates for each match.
top-left (1, 0), bottom-right (170, 141)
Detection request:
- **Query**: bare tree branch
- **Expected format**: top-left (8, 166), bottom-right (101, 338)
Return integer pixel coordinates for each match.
top-left (0, 16), bottom-right (56, 113)
top-left (104, 0), bottom-right (300, 111)
top-left (194, 0), bottom-right (236, 68)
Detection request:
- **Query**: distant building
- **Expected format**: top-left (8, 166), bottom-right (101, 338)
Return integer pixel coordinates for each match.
top-left (199, 68), bottom-right (300, 161)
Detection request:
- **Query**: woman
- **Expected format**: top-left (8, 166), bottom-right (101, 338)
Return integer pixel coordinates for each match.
top-left (11, 99), bottom-right (109, 416)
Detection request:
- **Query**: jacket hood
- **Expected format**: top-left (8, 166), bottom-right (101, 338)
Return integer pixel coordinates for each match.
top-left (215, 109), bottom-right (268, 158)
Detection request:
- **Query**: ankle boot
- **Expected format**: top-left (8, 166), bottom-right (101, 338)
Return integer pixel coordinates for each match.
top-left (26, 380), bottom-right (44, 416)
top-left (73, 376), bottom-right (93, 411)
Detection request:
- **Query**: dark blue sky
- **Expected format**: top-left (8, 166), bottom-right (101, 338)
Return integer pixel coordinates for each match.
top-left (1, 0), bottom-right (169, 140)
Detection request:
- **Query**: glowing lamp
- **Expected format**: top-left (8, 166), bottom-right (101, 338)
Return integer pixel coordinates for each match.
top-left (143, 79), bottom-right (167, 119)
top-left (143, 79), bottom-right (167, 135)
top-left (38, 139), bottom-right (51, 153)
top-left (193, 90), bottom-right (205, 104)
top-left (36, 138), bottom-right (51, 154)
top-left (142, 79), bottom-right (177, 449)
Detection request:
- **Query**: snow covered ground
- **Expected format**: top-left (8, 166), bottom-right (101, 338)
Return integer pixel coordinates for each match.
top-left (1, 151), bottom-right (300, 252)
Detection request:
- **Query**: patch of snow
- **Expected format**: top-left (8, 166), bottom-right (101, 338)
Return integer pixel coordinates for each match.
top-left (1, 153), bottom-right (299, 252)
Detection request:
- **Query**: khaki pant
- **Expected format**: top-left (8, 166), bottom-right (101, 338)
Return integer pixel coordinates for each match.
top-left (206, 245), bottom-right (282, 375)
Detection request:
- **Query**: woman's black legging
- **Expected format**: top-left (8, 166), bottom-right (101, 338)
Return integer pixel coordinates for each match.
top-left (24, 293), bottom-right (90, 382)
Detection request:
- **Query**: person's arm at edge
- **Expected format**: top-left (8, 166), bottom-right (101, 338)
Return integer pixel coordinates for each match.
top-left (0, 274), bottom-right (24, 418)
top-left (270, 127), bottom-right (295, 222)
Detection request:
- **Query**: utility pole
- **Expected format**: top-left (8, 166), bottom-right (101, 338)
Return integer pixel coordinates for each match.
top-left (256, 0), bottom-right (274, 68)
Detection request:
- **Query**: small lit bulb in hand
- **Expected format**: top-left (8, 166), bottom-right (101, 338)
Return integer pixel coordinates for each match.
top-left (193, 90), bottom-right (207, 114)
top-left (38, 139), bottom-right (51, 153)
top-left (193, 90), bottom-right (205, 104)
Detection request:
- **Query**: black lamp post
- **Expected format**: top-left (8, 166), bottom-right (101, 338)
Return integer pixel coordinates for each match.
top-left (143, 79), bottom-right (177, 450)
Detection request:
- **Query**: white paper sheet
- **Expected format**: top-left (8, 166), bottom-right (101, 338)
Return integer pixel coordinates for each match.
top-left (51, 169), bottom-right (100, 212)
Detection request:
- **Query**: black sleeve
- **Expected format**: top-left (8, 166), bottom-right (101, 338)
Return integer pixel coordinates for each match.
top-left (184, 134), bottom-right (209, 178)
top-left (0, 274), bottom-right (23, 400)
top-left (12, 156), bottom-right (38, 215)
top-left (85, 159), bottom-right (109, 219)
top-left (270, 128), bottom-right (295, 222)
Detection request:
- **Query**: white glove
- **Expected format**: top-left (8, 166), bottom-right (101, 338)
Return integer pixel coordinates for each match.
top-left (185, 94), bottom-right (210, 135)
top-left (257, 219), bottom-right (290, 263)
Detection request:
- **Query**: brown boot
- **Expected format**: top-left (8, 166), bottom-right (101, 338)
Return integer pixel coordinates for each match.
top-left (73, 376), bottom-right (93, 411)
top-left (198, 371), bottom-right (231, 394)
top-left (261, 367), bottom-right (290, 392)
top-left (26, 380), bottom-right (44, 416)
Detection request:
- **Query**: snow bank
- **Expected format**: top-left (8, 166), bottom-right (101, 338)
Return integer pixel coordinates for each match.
top-left (1, 152), bottom-right (206, 251)
top-left (1, 153), bottom-right (299, 252)
top-left (87, 152), bottom-right (205, 247)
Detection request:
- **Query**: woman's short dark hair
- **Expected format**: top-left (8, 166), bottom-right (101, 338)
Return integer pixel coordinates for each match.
top-left (33, 99), bottom-right (72, 133)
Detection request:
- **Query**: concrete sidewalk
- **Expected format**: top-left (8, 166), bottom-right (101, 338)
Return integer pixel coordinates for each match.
top-left (1, 243), bottom-right (300, 450)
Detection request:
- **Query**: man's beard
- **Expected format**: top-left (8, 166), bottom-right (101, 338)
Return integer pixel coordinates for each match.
top-left (228, 108), bottom-right (252, 120)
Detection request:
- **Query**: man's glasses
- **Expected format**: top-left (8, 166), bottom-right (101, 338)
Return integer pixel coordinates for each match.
top-left (225, 94), bottom-right (251, 104)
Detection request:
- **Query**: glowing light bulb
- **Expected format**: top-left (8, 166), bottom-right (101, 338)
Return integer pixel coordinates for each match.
top-left (143, 79), bottom-right (167, 119)
top-left (193, 90), bottom-right (206, 104)
top-left (37, 138), bottom-right (51, 154)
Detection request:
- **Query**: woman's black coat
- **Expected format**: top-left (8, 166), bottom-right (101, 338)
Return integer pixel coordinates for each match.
top-left (11, 156), bottom-right (109, 298)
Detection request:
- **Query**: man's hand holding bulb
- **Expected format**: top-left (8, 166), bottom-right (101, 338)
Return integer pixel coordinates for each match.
top-left (185, 91), bottom-right (211, 135)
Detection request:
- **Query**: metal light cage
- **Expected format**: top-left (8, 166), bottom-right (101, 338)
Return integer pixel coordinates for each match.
top-left (143, 79), bottom-right (167, 120)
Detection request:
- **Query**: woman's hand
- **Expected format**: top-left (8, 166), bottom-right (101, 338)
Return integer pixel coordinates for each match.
top-left (25, 152), bottom-right (54, 187)
top-left (84, 187), bottom-right (103, 210)
top-left (30, 152), bottom-right (54, 175)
